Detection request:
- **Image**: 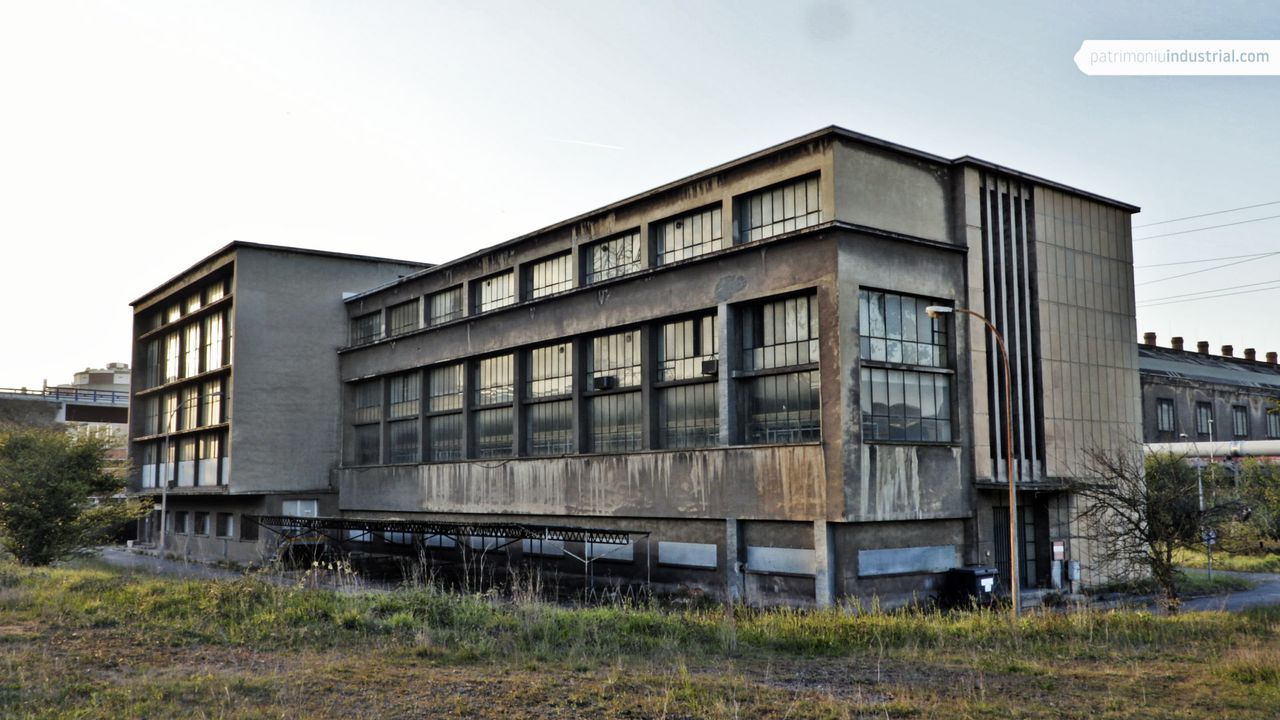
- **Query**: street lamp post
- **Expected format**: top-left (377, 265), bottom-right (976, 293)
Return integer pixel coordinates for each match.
top-left (926, 305), bottom-right (1020, 617)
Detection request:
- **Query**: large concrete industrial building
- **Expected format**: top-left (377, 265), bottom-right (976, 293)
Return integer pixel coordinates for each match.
top-left (128, 126), bottom-right (1141, 605)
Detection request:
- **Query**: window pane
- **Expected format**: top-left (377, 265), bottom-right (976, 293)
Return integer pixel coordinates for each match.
top-left (388, 418), bottom-right (420, 463)
top-left (428, 287), bottom-right (464, 325)
top-left (589, 392), bottom-right (642, 452)
top-left (474, 407), bottom-right (513, 458)
top-left (659, 315), bottom-right (718, 381)
top-left (353, 380), bottom-right (382, 424)
top-left (658, 383), bottom-right (719, 448)
top-left (388, 299), bottom-right (420, 336)
top-left (350, 312), bottom-right (381, 345)
top-left (428, 414), bottom-right (463, 461)
top-left (590, 330), bottom-right (641, 388)
top-left (528, 254), bottom-right (573, 298)
top-left (860, 370), bottom-right (950, 442)
top-left (655, 206), bottom-right (724, 265)
top-left (739, 176), bottom-right (821, 243)
top-left (475, 270), bottom-right (515, 312)
top-left (585, 231), bottom-right (642, 283)
top-left (858, 290), bottom-right (948, 367)
top-left (474, 355), bottom-right (514, 406)
top-left (354, 424), bottom-right (380, 465)
top-left (526, 343), bottom-right (572, 398)
top-left (741, 294), bottom-right (818, 371)
top-left (429, 364), bottom-right (464, 412)
top-left (743, 370), bottom-right (820, 444)
top-left (389, 372), bottom-right (421, 419)
top-left (526, 400), bottom-right (573, 456)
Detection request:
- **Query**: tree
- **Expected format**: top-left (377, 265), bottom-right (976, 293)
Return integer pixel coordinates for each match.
top-left (0, 425), bottom-right (148, 565)
top-left (1071, 449), bottom-right (1245, 612)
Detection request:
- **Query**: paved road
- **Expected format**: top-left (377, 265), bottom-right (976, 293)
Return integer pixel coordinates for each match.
top-left (96, 547), bottom-right (248, 581)
top-left (1180, 569), bottom-right (1280, 612)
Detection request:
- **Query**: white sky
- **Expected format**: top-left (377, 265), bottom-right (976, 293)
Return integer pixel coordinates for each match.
top-left (2, 1), bottom-right (1279, 388)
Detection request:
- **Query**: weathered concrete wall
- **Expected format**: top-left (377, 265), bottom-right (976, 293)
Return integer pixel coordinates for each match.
top-left (231, 248), bottom-right (422, 494)
top-left (339, 445), bottom-right (826, 520)
top-left (858, 444), bottom-right (965, 520)
top-left (832, 140), bottom-right (953, 244)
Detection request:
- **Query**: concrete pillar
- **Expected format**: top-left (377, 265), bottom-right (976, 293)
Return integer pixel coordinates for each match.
top-left (512, 350), bottom-right (528, 456)
top-left (813, 519), bottom-right (835, 607)
top-left (724, 517), bottom-right (745, 603)
top-left (571, 337), bottom-right (588, 452)
top-left (717, 303), bottom-right (739, 445)
top-left (640, 325), bottom-right (656, 449)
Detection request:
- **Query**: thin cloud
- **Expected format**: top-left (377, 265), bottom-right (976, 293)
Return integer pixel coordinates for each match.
top-left (546, 137), bottom-right (625, 151)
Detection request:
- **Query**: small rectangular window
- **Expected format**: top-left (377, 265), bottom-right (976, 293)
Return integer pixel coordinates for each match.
top-left (353, 380), bottom-right (382, 424)
top-left (205, 279), bottom-right (226, 304)
top-left (388, 372), bottom-right (421, 419)
top-left (1196, 402), bottom-right (1213, 435)
top-left (474, 270), bottom-right (516, 313)
top-left (194, 512), bottom-right (210, 536)
top-left (388, 418), bottom-right (420, 463)
top-left (526, 400), bottom-right (573, 456)
top-left (387, 299), bottom-right (421, 336)
top-left (474, 406), bottom-right (514, 458)
top-left (654, 206), bottom-right (724, 265)
top-left (429, 365), bottom-right (464, 412)
top-left (526, 343), bottom-right (572, 399)
top-left (1156, 399), bottom-right (1175, 433)
top-left (527, 253), bottom-right (573, 298)
top-left (1268, 412), bottom-right (1280, 439)
top-left (736, 175), bottom-right (821, 243)
top-left (590, 330), bottom-right (641, 388)
top-left (428, 413), bottom-right (463, 461)
top-left (174, 511), bottom-right (188, 534)
top-left (585, 231), bottom-right (642, 283)
top-left (428, 286), bottom-right (464, 325)
top-left (474, 355), bottom-right (514, 406)
top-left (350, 312), bottom-right (382, 345)
top-left (354, 425), bottom-right (381, 465)
top-left (215, 512), bottom-right (235, 538)
top-left (1233, 406), bottom-right (1249, 438)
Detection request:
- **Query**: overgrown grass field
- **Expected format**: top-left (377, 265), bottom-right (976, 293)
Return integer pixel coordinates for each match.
top-left (2, 559), bottom-right (1279, 718)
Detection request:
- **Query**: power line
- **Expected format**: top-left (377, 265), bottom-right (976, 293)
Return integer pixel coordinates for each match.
top-left (1141, 283), bottom-right (1280, 308)
top-left (1135, 251), bottom-right (1274, 268)
top-left (1134, 213), bottom-right (1280, 241)
top-left (1135, 252), bottom-right (1280, 286)
top-left (1134, 200), bottom-right (1280, 228)
top-left (1136, 275), bottom-right (1280, 303)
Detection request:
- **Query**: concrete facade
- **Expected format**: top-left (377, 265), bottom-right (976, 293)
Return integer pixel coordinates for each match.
top-left (125, 127), bottom-right (1141, 603)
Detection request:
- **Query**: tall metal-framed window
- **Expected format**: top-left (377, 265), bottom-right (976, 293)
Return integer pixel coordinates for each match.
top-left (524, 343), bottom-right (573, 455)
top-left (388, 372), bottom-right (421, 463)
top-left (859, 290), bottom-right (952, 442)
top-left (163, 332), bottom-right (180, 383)
top-left (427, 364), bottom-right (464, 461)
top-left (387, 299), bottom-right (421, 337)
top-left (735, 175), bottom-right (821, 244)
top-left (1232, 405), bottom-right (1249, 438)
top-left (656, 315), bottom-right (719, 448)
top-left (474, 270), bottom-right (516, 313)
top-left (352, 379), bottom-right (382, 465)
top-left (588, 330), bottom-right (642, 451)
top-left (1156, 399), bottom-right (1176, 433)
top-left (739, 294), bottom-right (821, 444)
top-left (584, 230), bottom-right (642, 284)
top-left (144, 339), bottom-right (160, 389)
top-left (473, 355), bottom-right (514, 457)
top-left (527, 254), bottom-right (574, 299)
top-left (202, 312), bottom-right (224, 371)
top-left (183, 322), bottom-right (201, 377)
top-left (429, 286), bottom-right (464, 325)
top-left (205, 278), bottom-right (226, 304)
top-left (350, 312), bottom-right (382, 346)
top-left (200, 379), bottom-right (223, 426)
top-left (1268, 411), bottom-right (1280, 439)
top-left (1196, 402), bottom-right (1214, 436)
top-left (180, 386), bottom-right (199, 430)
top-left (654, 205), bottom-right (724, 265)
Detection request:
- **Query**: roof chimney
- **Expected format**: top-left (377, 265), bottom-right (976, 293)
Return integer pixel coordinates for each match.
top-left (1222, 345), bottom-right (1234, 357)
top-left (1245, 348), bottom-right (1257, 361)
top-left (1269, 351), bottom-right (1278, 364)
top-left (1197, 341), bottom-right (1210, 354)
top-left (1143, 332), bottom-right (1157, 346)
top-left (1171, 336), bottom-right (1185, 351)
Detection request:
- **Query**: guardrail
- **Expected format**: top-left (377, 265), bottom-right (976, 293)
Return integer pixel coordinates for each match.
top-left (0, 387), bottom-right (129, 405)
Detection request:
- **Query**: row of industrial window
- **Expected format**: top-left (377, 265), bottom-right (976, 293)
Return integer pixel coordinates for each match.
top-left (140, 378), bottom-right (226, 436)
top-left (142, 277), bottom-right (229, 332)
top-left (348, 294), bottom-right (821, 465)
top-left (142, 308), bottom-right (232, 389)
top-left (348, 175), bottom-right (822, 346)
top-left (1158, 399), bottom-right (1280, 438)
top-left (139, 429), bottom-right (230, 489)
top-left (170, 510), bottom-right (256, 541)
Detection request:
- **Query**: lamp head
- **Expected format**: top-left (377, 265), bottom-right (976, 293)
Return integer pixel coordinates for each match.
top-left (924, 305), bottom-right (953, 319)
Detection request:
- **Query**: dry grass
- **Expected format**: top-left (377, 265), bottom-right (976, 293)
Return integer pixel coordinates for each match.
top-left (1, 559), bottom-right (1279, 718)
